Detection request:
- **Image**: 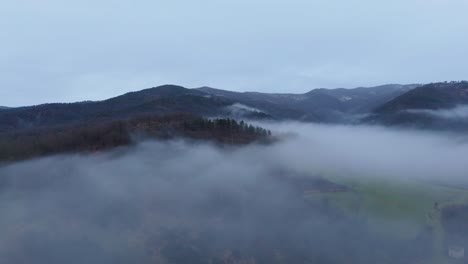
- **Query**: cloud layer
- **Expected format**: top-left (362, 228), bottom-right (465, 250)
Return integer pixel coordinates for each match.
top-left (1, 123), bottom-right (468, 263)
top-left (407, 105), bottom-right (468, 120)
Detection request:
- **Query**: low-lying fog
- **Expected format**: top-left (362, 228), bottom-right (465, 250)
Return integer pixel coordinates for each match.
top-left (1, 122), bottom-right (468, 264)
top-left (259, 122), bottom-right (468, 183)
top-left (407, 105), bottom-right (468, 120)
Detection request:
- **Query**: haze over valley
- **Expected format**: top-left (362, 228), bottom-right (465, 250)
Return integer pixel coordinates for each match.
top-left (1, 81), bottom-right (468, 263)
top-left (2, 0), bottom-right (468, 263)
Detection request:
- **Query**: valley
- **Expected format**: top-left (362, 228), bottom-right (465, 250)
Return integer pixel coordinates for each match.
top-left (1, 82), bottom-right (468, 263)
top-left (3, 1), bottom-right (467, 262)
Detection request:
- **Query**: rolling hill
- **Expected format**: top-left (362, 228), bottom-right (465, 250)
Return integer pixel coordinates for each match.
top-left (366, 81), bottom-right (468, 130)
top-left (0, 85), bottom-right (235, 133)
top-left (377, 82), bottom-right (468, 113)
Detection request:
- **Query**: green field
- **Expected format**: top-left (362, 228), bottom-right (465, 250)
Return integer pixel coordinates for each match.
top-left (304, 175), bottom-right (468, 263)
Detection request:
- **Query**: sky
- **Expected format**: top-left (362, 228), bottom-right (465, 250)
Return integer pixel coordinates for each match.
top-left (1, 0), bottom-right (467, 106)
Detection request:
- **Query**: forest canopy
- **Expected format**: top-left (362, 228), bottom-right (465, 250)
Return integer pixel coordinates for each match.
top-left (0, 113), bottom-right (272, 162)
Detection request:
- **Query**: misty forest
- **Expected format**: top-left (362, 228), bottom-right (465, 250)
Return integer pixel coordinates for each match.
top-left (1, 82), bottom-right (468, 264)
top-left (2, 1), bottom-right (468, 263)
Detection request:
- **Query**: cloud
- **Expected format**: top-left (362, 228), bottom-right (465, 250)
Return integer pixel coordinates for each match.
top-left (0, 123), bottom-right (467, 263)
top-left (406, 105), bottom-right (468, 120)
top-left (225, 103), bottom-right (264, 117)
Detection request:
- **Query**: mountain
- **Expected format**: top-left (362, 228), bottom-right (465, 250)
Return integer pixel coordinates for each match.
top-left (0, 85), bottom-right (235, 133)
top-left (376, 82), bottom-right (468, 112)
top-left (366, 81), bottom-right (468, 130)
top-left (197, 87), bottom-right (311, 120)
top-left (0, 83), bottom-right (422, 133)
top-left (198, 84), bottom-right (420, 122)
top-left (0, 106), bottom-right (10, 110)
top-left (314, 84), bottom-right (419, 113)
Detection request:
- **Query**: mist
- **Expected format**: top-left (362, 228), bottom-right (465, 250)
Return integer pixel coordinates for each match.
top-left (407, 105), bottom-right (468, 120)
top-left (225, 103), bottom-right (264, 117)
top-left (1, 123), bottom-right (468, 263)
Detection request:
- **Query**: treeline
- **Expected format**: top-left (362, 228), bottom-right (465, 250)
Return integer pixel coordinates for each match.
top-left (182, 118), bottom-right (271, 137)
top-left (0, 122), bottom-right (131, 162)
top-left (128, 115), bottom-right (272, 145)
top-left (0, 114), bottom-right (272, 162)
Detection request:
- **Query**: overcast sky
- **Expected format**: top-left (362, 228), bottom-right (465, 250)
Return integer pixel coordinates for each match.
top-left (1, 0), bottom-right (467, 106)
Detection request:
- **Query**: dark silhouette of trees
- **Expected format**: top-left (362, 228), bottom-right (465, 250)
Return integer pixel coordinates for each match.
top-left (0, 114), bottom-right (272, 162)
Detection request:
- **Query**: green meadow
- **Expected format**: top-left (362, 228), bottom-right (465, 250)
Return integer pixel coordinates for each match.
top-left (305, 175), bottom-right (468, 263)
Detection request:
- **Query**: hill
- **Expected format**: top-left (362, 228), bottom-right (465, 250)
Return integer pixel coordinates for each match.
top-left (377, 81), bottom-right (468, 113)
top-left (199, 84), bottom-right (419, 122)
top-left (0, 85), bottom-right (234, 133)
top-left (0, 113), bottom-right (271, 162)
top-left (366, 81), bottom-right (468, 130)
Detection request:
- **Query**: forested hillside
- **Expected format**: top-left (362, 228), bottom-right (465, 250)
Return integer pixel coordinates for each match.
top-left (0, 114), bottom-right (271, 162)
top-left (0, 85), bottom-right (232, 133)
top-left (366, 81), bottom-right (468, 130)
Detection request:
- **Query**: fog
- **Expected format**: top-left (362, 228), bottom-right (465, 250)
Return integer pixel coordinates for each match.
top-left (1, 123), bottom-right (468, 263)
top-left (407, 105), bottom-right (468, 120)
top-left (225, 103), bottom-right (264, 116)
top-left (259, 122), bottom-right (468, 183)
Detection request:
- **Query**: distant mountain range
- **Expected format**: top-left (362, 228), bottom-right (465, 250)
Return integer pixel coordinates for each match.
top-left (198, 84), bottom-right (420, 122)
top-left (1, 81), bottom-right (468, 133)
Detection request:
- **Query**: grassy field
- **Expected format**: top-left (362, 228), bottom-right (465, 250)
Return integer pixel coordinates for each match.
top-left (304, 175), bottom-right (468, 263)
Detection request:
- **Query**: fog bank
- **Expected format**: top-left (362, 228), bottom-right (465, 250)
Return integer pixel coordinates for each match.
top-left (407, 105), bottom-right (468, 120)
top-left (1, 123), bottom-right (467, 263)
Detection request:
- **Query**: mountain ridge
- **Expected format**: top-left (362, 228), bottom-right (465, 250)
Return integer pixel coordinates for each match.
top-left (366, 81), bottom-right (468, 130)
top-left (10, 82), bottom-right (468, 134)
top-left (0, 85), bottom-right (233, 133)
top-left (198, 83), bottom-right (421, 122)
